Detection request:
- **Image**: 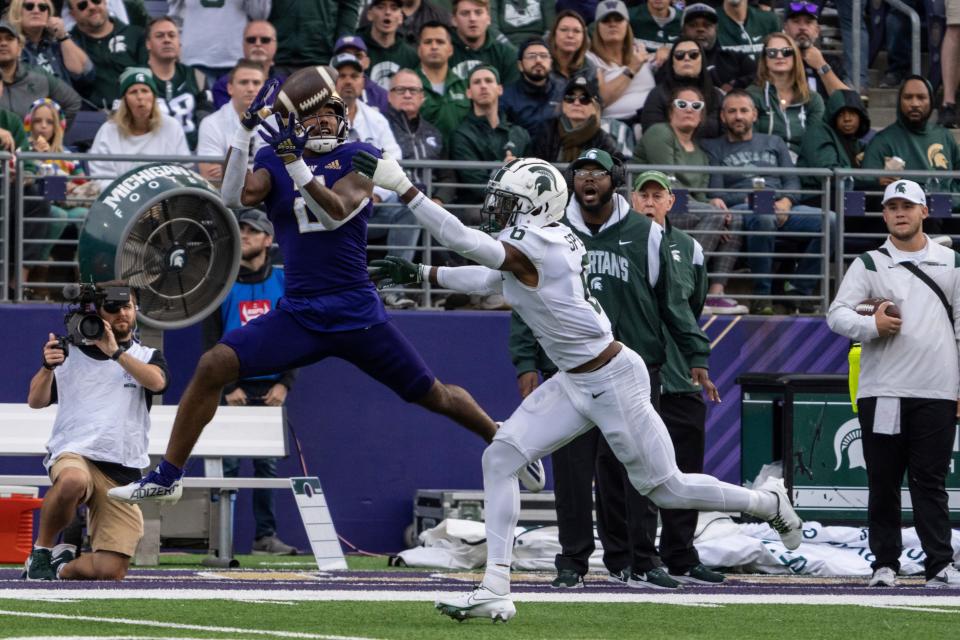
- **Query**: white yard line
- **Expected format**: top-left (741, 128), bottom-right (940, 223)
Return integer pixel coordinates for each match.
top-left (2, 589), bottom-right (960, 606)
top-left (0, 610), bottom-right (380, 640)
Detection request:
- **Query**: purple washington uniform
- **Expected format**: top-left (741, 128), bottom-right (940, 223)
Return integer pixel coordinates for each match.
top-left (219, 141), bottom-right (435, 401)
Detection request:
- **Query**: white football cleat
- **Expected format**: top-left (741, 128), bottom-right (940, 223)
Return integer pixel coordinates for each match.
top-left (518, 459), bottom-right (546, 493)
top-left (759, 477), bottom-right (803, 550)
top-left (436, 586), bottom-right (517, 622)
top-left (108, 474), bottom-right (183, 504)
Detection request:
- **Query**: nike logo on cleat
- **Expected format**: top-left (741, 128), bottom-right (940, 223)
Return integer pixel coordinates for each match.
top-left (591, 391), bottom-right (606, 398)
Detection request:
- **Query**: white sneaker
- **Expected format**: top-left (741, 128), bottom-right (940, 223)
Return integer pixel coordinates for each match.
top-left (925, 565), bottom-right (960, 588)
top-left (108, 475), bottom-right (183, 504)
top-left (435, 586), bottom-right (516, 622)
top-left (869, 566), bottom-right (898, 587)
top-left (517, 459), bottom-right (545, 493)
top-left (758, 477), bottom-right (802, 550)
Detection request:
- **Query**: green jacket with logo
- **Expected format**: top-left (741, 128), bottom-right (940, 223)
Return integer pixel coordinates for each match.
top-left (659, 224), bottom-right (708, 394)
top-left (450, 109), bottom-right (530, 202)
top-left (70, 19), bottom-right (146, 110)
top-left (862, 76), bottom-right (960, 195)
top-left (629, 4), bottom-right (681, 53)
top-left (269, 0), bottom-right (362, 66)
top-left (747, 82), bottom-right (825, 156)
top-left (449, 29), bottom-right (520, 85)
top-left (717, 7), bottom-right (780, 60)
top-left (416, 66), bottom-right (470, 141)
top-left (509, 201), bottom-right (710, 376)
top-left (358, 25), bottom-right (419, 89)
top-left (155, 63), bottom-right (208, 150)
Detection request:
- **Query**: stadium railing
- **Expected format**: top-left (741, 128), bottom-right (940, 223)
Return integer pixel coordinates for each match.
top-left (1, 153), bottom-right (953, 313)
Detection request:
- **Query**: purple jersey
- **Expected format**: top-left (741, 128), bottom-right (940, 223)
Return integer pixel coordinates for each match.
top-left (253, 141), bottom-right (387, 331)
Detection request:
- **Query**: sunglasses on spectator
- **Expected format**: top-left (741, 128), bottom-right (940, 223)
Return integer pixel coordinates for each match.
top-left (673, 99), bottom-right (704, 111)
top-left (765, 47), bottom-right (795, 59)
top-left (563, 94), bottom-right (592, 105)
top-left (788, 2), bottom-right (819, 15)
top-left (573, 169), bottom-right (610, 179)
top-left (673, 49), bottom-right (700, 61)
top-left (75, 0), bottom-right (102, 11)
top-left (24, 2), bottom-right (51, 12)
top-left (390, 86), bottom-right (423, 95)
top-left (245, 35), bottom-right (275, 44)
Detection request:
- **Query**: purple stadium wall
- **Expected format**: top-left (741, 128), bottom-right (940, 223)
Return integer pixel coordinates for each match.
top-left (0, 305), bottom-right (849, 553)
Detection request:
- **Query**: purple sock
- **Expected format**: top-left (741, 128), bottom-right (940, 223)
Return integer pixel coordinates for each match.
top-left (153, 459), bottom-right (183, 485)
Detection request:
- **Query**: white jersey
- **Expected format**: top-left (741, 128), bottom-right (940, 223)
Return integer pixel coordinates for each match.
top-left (500, 223), bottom-right (613, 371)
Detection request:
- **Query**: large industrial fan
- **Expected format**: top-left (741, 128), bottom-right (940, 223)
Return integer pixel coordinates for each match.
top-left (78, 164), bottom-right (241, 329)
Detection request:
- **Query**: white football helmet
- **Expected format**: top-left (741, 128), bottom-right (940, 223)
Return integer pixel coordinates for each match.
top-left (300, 95), bottom-right (349, 154)
top-left (481, 158), bottom-right (568, 232)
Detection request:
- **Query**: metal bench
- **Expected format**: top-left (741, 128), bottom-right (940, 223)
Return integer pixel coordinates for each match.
top-left (0, 403), bottom-right (288, 566)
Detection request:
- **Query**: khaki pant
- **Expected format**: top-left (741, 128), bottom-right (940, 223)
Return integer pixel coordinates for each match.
top-left (49, 453), bottom-right (143, 557)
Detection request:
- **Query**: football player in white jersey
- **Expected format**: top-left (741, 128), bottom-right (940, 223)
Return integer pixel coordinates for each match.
top-left (354, 151), bottom-right (803, 622)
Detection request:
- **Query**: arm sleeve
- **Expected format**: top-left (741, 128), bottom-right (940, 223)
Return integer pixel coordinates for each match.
top-left (221, 128), bottom-right (254, 208)
top-left (826, 257), bottom-right (882, 342)
top-left (409, 192), bottom-right (507, 268)
top-left (653, 225), bottom-right (711, 369)
top-left (436, 264), bottom-right (504, 294)
top-left (49, 76), bottom-right (82, 123)
top-left (147, 349), bottom-right (170, 394)
top-left (509, 311), bottom-right (542, 376)
top-left (336, 0), bottom-right (363, 37)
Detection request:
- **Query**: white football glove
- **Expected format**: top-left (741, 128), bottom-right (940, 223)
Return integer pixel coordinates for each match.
top-left (356, 151), bottom-right (413, 195)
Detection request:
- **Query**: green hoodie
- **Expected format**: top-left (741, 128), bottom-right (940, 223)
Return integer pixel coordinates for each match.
top-left (449, 28), bottom-right (520, 85)
top-left (509, 200), bottom-right (711, 377)
top-left (416, 66), bottom-right (470, 142)
top-left (797, 89), bottom-right (870, 193)
top-left (862, 75), bottom-right (960, 195)
top-left (747, 82), bottom-right (825, 156)
top-left (269, 0), bottom-right (362, 67)
top-left (450, 109), bottom-right (530, 202)
top-left (629, 3), bottom-right (681, 53)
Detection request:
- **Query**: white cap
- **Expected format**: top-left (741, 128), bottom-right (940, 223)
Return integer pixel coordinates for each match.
top-left (881, 179), bottom-right (926, 206)
top-left (596, 0), bottom-right (629, 22)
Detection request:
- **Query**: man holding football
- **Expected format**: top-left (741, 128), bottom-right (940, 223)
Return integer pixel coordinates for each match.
top-left (108, 67), bottom-right (545, 503)
top-left (827, 179), bottom-right (960, 589)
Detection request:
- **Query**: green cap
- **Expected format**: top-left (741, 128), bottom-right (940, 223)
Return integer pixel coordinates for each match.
top-left (119, 67), bottom-right (157, 97)
top-left (633, 170), bottom-right (672, 192)
top-left (570, 148), bottom-right (615, 172)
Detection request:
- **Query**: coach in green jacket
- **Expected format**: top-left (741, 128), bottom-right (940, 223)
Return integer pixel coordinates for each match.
top-left (508, 151), bottom-right (714, 589)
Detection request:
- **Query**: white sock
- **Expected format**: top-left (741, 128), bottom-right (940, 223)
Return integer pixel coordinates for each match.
top-left (479, 441), bottom-right (528, 596)
top-left (33, 545), bottom-right (51, 551)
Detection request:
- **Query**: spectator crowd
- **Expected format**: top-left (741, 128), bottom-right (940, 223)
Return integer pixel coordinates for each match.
top-left (4, 0), bottom-right (960, 313)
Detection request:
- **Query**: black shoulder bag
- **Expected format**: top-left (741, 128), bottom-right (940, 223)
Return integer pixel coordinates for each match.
top-left (877, 248), bottom-right (954, 322)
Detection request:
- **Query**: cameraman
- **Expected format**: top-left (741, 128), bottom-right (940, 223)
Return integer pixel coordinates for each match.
top-left (23, 282), bottom-right (169, 581)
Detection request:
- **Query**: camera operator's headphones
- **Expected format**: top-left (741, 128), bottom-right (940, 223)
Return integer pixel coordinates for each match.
top-left (564, 152), bottom-right (626, 191)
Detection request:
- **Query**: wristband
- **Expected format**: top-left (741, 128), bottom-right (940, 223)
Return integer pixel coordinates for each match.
top-left (42, 356), bottom-right (56, 370)
top-left (57, 35), bottom-right (69, 42)
top-left (285, 158), bottom-right (314, 188)
top-left (818, 63), bottom-right (831, 76)
top-left (622, 67), bottom-right (635, 79)
top-left (231, 127), bottom-right (255, 149)
top-left (110, 347), bottom-right (124, 361)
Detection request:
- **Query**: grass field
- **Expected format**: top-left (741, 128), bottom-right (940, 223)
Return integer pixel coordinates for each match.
top-left (2, 554), bottom-right (959, 639)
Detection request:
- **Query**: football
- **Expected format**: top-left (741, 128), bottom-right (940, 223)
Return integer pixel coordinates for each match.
top-left (272, 65), bottom-right (339, 120)
top-left (854, 297), bottom-right (901, 318)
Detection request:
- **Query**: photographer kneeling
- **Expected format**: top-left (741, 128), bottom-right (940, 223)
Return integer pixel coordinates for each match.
top-left (24, 281), bottom-right (169, 581)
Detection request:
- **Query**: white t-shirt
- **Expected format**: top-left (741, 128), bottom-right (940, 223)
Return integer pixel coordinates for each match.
top-left (586, 47), bottom-right (657, 121)
top-left (499, 223), bottom-right (613, 371)
top-left (88, 114), bottom-right (192, 188)
top-left (196, 101), bottom-right (267, 169)
top-left (170, 0), bottom-right (272, 69)
top-left (46, 342), bottom-right (159, 470)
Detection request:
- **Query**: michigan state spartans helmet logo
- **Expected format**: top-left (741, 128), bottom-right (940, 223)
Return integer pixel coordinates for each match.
top-left (895, 182), bottom-right (907, 194)
top-left (481, 158), bottom-right (568, 232)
